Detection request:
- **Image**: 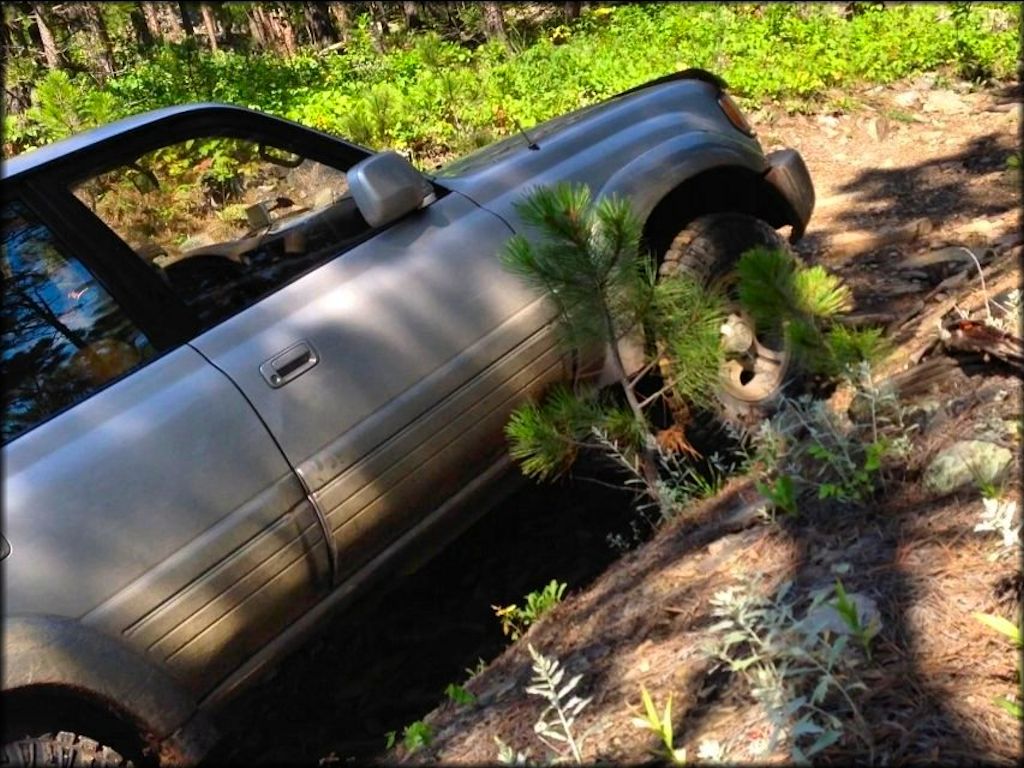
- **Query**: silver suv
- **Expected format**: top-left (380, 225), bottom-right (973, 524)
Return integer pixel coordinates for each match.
top-left (1, 69), bottom-right (813, 766)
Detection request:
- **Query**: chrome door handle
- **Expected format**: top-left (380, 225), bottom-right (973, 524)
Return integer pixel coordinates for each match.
top-left (260, 340), bottom-right (319, 388)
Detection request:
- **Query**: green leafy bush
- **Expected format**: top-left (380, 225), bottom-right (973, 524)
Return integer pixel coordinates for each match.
top-left (493, 580), bottom-right (568, 640)
top-left (8, 4), bottom-right (1019, 159)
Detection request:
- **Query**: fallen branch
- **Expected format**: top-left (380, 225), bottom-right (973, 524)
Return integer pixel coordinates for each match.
top-left (940, 319), bottom-right (1024, 374)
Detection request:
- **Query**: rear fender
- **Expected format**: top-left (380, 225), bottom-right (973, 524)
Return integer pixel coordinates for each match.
top-left (3, 615), bottom-right (217, 765)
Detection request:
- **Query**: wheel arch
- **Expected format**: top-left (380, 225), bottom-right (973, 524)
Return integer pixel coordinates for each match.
top-left (639, 164), bottom-right (803, 262)
top-left (3, 615), bottom-right (217, 766)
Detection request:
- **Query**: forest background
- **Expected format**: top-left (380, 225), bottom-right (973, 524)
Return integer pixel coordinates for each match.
top-left (2, 2), bottom-right (1020, 167)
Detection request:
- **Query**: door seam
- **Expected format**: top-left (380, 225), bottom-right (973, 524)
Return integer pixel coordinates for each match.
top-left (188, 342), bottom-right (339, 587)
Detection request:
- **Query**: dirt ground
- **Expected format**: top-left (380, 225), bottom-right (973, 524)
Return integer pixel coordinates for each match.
top-left (386, 77), bottom-right (1023, 765)
top-left (206, 76), bottom-right (1021, 766)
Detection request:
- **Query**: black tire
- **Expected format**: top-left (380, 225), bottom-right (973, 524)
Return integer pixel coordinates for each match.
top-left (659, 212), bottom-right (795, 428)
top-left (2, 731), bottom-right (132, 767)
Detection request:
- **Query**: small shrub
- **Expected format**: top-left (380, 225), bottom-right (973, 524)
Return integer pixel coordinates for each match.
top-left (629, 686), bottom-right (687, 764)
top-left (493, 580), bottom-right (568, 640)
top-left (444, 682), bottom-right (476, 706)
top-left (385, 719), bottom-right (433, 753)
top-left (705, 576), bottom-right (874, 761)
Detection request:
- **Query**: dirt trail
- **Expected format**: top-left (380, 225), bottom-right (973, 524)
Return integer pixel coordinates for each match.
top-left (390, 78), bottom-right (1022, 766)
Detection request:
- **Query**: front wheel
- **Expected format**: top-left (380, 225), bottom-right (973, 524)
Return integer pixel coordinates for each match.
top-left (659, 213), bottom-right (795, 428)
top-left (2, 731), bottom-right (133, 767)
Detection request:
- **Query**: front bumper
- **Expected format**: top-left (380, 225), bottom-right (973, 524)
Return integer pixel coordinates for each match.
top-left (764, 148), bottom-right (815, 242)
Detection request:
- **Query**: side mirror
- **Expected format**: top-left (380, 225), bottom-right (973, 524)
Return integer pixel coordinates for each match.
top-left (347, 152), bottom-right (432, 228)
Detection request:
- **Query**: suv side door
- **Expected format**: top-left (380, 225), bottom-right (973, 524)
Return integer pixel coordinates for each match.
top-left (1, 184), bottom-right (331, 698)
top-left (58, 107), bottom-right (568, 589)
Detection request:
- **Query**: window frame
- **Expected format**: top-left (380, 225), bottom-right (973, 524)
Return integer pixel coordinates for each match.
top-left (20, 106), bottom-right (447, 349)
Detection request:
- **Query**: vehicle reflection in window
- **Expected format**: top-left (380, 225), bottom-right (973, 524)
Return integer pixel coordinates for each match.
top-left (71, 137), bottom-right (369, 329)
top-left (1, 200), bottom-right (155, 442)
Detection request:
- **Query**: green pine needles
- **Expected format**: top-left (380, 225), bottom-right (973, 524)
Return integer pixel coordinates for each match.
top-left (735, 246), bottom-right (884, 376)
top-left (503, 183), bottom-right (662, 497)
top-left (502, 183), bottom-right (654, 355)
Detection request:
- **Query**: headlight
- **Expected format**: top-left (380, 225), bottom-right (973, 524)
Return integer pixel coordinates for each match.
top-left (718, 92), bottom-right (754, 137)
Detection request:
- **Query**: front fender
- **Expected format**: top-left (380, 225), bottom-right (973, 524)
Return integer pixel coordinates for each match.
top-left (3, 615), bottom-right (217, 765)
top-left (596, 132), bottom-right (768, 222)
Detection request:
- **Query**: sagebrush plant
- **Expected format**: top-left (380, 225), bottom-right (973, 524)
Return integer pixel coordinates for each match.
top-left (974, 497), bottom-right (1020, 551)
top-left (493, 580), bottom-right (568, 641)
top-left (704, 576), bottom-right (875, 762)
top-left (496, 644), bottom-right (592, 764)
top-left (751, 362), bottom-right (913, 513)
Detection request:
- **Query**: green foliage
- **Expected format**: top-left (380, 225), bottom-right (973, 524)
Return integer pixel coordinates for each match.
top-left (831, 579), bottom-right (880, 660)
top-left (756, 474), bottom-right (798, 517)
top-left (444, 682), bottom-right (476, 707)
top-left (505, 385), bottom-right (642, 481)
top-left (493, 580), bottom-right (568, 641)
top-left (652, 276), bottom-right (728, 409)
top-left (737, 247), bottom-right (852, 326)
top-left (385, 719), bottom-right (433, 752)
top-left (503, 183), bottom-right (652, 353)
top-left (10, 5), bottom-right (1018, 161)
top-left (973, 611), bottom-right (1023, 720)
top-left (821, 325), bottom-right (891, 378)
top-left (736, 247), bottom-right (861, 376)
top-left (630, 686), bottom-right (687, 764)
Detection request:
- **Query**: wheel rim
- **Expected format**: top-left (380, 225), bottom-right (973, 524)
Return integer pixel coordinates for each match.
top-left (718, 310), bottom-right (791, 404)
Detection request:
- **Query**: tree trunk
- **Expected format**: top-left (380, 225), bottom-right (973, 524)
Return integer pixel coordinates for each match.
top-left (160, 1), bottom-right (185, 41)
top-left (178, 1), bottom-right (195, 38)
top-left (85, 4), bottom-right (115, 77)
top-left (268, 6), bottom-right (297, 57)
top-left (30, 2), bottom-right (61, 69)
top-left (212, 2), bottom-right (238, 47)
top-left (252, 5), bottom-right (274, 51)
top-left (304, 2), bottom-right (337, 46)
top-left (328, 2), bottom-right (349, 44)
top-left (482, 1), bottom-right (507, 44)
top-left (246, 7), bottom-right (267, 50)
top-left (402, 1), bottom-right (422, 30)
top-left (199, 2), bottom-right (218, 51)
top-left (140, 2), bottom-right (163, 44)
top-left (367, 1), bottom-right (387, 53)
top-left (129, 3), bottom-right (156, 48)
top-left (563, 1), bottom-right (581, 21)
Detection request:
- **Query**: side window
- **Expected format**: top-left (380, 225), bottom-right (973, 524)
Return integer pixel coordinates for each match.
top-left (72, 137), bottom-right (366, 329)
top-left (2, 200), bottom-right (156, 442)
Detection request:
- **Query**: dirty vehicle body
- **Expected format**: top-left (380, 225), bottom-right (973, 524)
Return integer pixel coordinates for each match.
top-left (1, 69), bottom-right (813, 765)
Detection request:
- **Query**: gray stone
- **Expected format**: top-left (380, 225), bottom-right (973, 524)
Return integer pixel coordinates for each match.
top-left (866, 115), bottom-right (890, 142)
top-left (923, 90), bottom-right (968, 115)
top-left (802, 592), bottom-right (882, 640)
top-left (893, 90), bottom-right (922, 108)
top-left (924, 440), bottom-right (1014, 495)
